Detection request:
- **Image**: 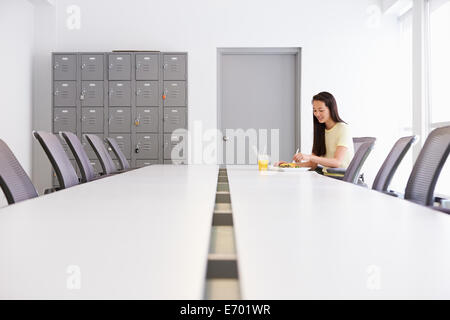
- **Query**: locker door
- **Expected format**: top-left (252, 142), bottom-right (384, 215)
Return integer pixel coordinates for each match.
top-left (163, 81), bottom-right (186, 106)
top-left (54, 81), bottom-right (77, 106)
top-left (108, 54), bottom-right (131, 80)
top-left (135, 107), bottom-right (158, 133)
top-left (136, 54), bottom-right (158, 80)
top-left (163, 107), bottom-right (187, 133)
top-left (53, 54), bottom-right (76, 80)
top-left (81, 107), bottom-right (104, 133)
top-left (136, 160), bottom-right (158, 167)
top-left (81, 54), bottom-right (104, 80)
top-left (81, 81), bottom-right (104, 106)
top-left (136, 81), bottom-right (158, 106)
top-left (82, 133), bottom-right (104, 159)
top-left (163, 55), bottom-right (186, 80)
top-left (53, 108), bottom-right (76, 133)
top-left (109, 107), bottom-right (131, 133)
top-left (135, 134), bottom-right (159, 159)
top-left (164, 133), bottom-right (186, 159)
top-left (107, 134), bottom-right (131, 159)
top-left (109, 81), bottom-right (131, 106)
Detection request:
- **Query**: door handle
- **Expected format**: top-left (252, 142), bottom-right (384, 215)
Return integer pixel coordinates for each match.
top-left (223, 136), bottom-right (229, 142)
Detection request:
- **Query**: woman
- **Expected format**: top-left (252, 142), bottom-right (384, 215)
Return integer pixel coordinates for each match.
top-left (277, 92), bottom-right (354, 170)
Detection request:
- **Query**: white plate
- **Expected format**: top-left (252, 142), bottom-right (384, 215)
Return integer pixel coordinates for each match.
top-left (268, 166), bottom-right (311, 172)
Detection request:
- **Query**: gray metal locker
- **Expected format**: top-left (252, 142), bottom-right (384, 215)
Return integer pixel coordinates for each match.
top-left (164, 133), bottom-right (186, 159)
top-left (135, 134), bottom-right (159, 159)
top-left (53, 107), bottom-right (76, 133)
top-left (163, 55), bottom-right (186, 80)
top-left (136, 160), bottom-right (158, 167)
top-left (135, 107), bottom-right (158, 133)
top-left (54, 54), bottom-right (76, 80)
top-left (108, 54), bottom-right (131, 80)
top-left (136, 54), bottom-right (158, 80)
top-left (81, 54), bottom-right (104, 80)
top-left (109, 107), bottom-right (131, 133)
top-left (163, 107), bottom-right (187, 133)
top-left (136, 81), bottom-right (158, 106)
top-left (107, 134), bottom-right (131, 159)
top-left (109, 81), bottom-right (131, 106)
top-left (163, 81), bottom-right (186, 107)
top-left (81, 81), bottom-right (104, 106)
top-left (81, 107), bottom-right (104, 133)
top-left (82, 133), bottom-right (104, 159)
top-left (54, 81), bottom-right (77, 106)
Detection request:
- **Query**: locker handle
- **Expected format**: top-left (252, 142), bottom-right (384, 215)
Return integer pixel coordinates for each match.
top-left (136, 89), bottom-right (141, 96)
top-left (53, 63), bottom-right (59, 69)
top-left (136, 63), bottom-right (141, 70)
top-left (54, 90), bottom-right (59, 96)
top-left (81, 116), bottom-right (86, 122)
top-left (109, 63), bottom-right (113, 69)
top-left (81, 63), bottom-right (86, 69)
top-left (163, 63), bottom-right (168, 69)
top-left (109, 89), bottom-right (114, 96)
top-left (108, 116), bottom-right (112, 124)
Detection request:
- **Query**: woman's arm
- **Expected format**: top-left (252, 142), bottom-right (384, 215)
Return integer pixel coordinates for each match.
top-left (294, 146), bottom-right (348, 168)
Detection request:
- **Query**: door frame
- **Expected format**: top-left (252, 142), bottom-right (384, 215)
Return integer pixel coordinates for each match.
top-left (217, 47), bottom-right (302, 164)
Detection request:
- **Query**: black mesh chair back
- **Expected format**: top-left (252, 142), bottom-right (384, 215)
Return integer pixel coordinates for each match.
top-left (60, 132), bottom-right (96, 183)
top-left (372, 136), bottom-right (416, 192)
top-left (33, 131), bottom-right (79, 189)
top-left (84, 134), bottom-right (117, 175)
top-left (353, 137), bottom-right (375, 153)
top-left (0, 139), bottom-right (38, 205)
top-left (343, 137), bottom-right (376, 184)
top-left (405, 126), bottom-right (450, 206)
top-left (105, 137), bottom-right (130, 171)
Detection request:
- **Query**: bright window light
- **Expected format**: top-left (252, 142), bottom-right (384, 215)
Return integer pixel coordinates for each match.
top-left (429, 1), bottom-right (450, 124)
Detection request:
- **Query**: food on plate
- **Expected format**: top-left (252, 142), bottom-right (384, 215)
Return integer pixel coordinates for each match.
top-left (278, 162), bottom-right (303, 168)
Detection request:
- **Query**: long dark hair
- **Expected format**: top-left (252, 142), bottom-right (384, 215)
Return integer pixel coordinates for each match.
top-left (312, 92), bottom-right (346, 156)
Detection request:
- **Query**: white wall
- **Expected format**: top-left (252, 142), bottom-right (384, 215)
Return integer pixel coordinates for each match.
top-left (32, 0), bottom-right (410, 188)
top-left (0, 0), bottom-right (35, 206)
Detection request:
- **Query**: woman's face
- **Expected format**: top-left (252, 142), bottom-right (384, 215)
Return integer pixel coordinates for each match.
top-left (313, 100), bottom-right (330, 124)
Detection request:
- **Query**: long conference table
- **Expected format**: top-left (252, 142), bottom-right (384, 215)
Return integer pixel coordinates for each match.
top-left (0, 164), bottom-right (450, 299)
top-left (227, 166), bottom-right (450, 299)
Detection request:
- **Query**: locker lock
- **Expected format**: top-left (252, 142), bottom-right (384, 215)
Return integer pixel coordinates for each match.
top-left (134, 115), bottom-right (141, 126)
top-left (81, 63), bottom-right (86, 69)
top-left (54, 90), bottom-right (59, 96)
top-left (136, 89), bottom-right (141, 96)
top-left (136, 63), bottom-right (141, 70)
top-left (53, 63), bottom-right (59, 69)
top-left (135, 144), bottom-right (141, 154)
top-left (162, 89), bottom-right (168, 100)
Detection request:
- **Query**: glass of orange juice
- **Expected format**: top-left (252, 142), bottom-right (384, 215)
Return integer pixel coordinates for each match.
top-left (258, 154), bottom-right (269, 171)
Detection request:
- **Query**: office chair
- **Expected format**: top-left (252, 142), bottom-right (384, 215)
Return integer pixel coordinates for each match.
top-left (0, 139), bottom-right (38, 205)
top-left (60, 131), bottom-right (97, 183)
top-left (322, 137), bottom-right (376, 185)
top-left (33, 131), bottom-right (79, 190)
top-left (104, 137), bottom-right (130, 171)
top-left (372, 136), bottom-right (416, 192)
top-left (83, 134), bottom-right (118, 175)
top-left (404, 126), bottom-right (450, 209)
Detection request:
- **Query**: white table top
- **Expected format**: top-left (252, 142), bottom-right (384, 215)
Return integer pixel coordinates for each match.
top-left (227, 166), bottom-right (450, 299)
top-left (0, 165), bottom-right (218, 299)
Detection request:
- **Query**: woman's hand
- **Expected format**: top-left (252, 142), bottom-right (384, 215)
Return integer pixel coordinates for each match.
top-left (293, 153), bottom-right (311, 163)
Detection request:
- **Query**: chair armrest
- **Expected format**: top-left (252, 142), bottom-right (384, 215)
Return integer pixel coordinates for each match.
top-left (44, 187), bottom-right (61, 194)
top-left (383, 190), bottom-right (404, 198)
top-left (429, 206), bottom-right (450, 215)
